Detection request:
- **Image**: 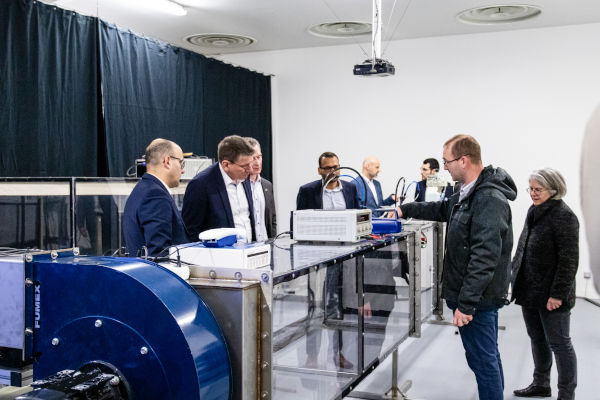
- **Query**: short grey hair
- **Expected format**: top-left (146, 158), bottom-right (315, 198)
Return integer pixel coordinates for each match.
top-left (245, 137), bottom-right (261, 150)
top-left (529, 168), bottom-right (567, 200)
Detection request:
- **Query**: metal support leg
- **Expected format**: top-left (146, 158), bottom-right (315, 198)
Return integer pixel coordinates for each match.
top-left (347, 350), bottom-right (415, 400)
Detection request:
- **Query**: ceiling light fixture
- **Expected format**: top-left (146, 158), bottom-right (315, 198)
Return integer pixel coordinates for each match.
top-left (457, 4), bottom-right (541, 25)
top-left (184, 34), bottom-right (255, 50)
top-left (73, 0), bottom-right (188, 16)
top-left (308, 22), bottom-right (372, 39)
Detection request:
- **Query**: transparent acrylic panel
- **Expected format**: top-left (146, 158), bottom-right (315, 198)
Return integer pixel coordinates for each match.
top-left (73, 178), bottom-right (189, 256)
top-left (272, 261), bottom-right (360, 400)
top-left (271, 239), bottom-right (368, 278)
top-left (420, 225), bottom-right (436, 321)
top-left (74, 179), bottom-right (137, 256)
top-left (358, 240), bottom-right (411, 367)
top-left (0, 180), bottom-right (71, 250)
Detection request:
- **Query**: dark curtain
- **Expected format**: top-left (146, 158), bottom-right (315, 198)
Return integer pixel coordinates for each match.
top-left (203, 59), bottom-right (272, 180)
top-left (0, 0), bottom-right (99, 176)
top-left (1, 0), bottom-right (272, 179)
top-left (99, 21), bottom-right (207, 177)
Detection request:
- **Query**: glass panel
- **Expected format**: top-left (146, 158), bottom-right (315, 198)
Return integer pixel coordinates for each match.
top-left (271, 240), bottom-right (367, 278)
top-left (74, 179), bottom-right (135, 256)
top-left (0, 180), bottom-right (71, 249)
top-left (346, 240), bottom-right (412, 367)
top-left (420, 225), bottom-right (436, 321)
top-left (73, 178), bottom-right (189, 256)
top-left (272, 261), bottom-right (360, 400)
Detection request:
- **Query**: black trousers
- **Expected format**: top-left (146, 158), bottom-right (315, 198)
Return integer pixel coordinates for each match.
top-left (521, 307), bottom-right (577, 400)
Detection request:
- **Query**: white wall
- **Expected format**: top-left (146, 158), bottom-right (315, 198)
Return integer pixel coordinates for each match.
top-left (221, 23), bottom-right (600, 298)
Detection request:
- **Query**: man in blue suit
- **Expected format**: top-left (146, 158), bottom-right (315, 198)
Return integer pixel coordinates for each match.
top-left (296, 151), bottom-right (359, 210)
top-left (360, 156), bottom-right (395, 216)
top-left (182, 135), bottom-right (257, 242)
top-left (123, 139), bottom-right (189, 257)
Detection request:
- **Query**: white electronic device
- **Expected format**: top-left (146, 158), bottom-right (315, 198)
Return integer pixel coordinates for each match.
top-left (198, 227), bottom-right (246, 247)
top-left (292, 209), bottom-right (372, 243)
top-left (169, 242), bottom-right (271, 276)
top-left (181, 158), bottom-right (213, 180)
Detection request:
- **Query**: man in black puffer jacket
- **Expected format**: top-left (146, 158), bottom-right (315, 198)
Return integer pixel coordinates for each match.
top-left (396, 135), bottom-right (517, 400)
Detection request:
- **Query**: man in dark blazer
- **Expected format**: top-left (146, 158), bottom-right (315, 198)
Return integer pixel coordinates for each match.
top-left (296, 151), bottom-right (358, 370)
top-left (360, 156), bottom-right (395, 216)
top-left (123, 139), bottom-right (189, 257)
top-left (246, 137), bottom-right (276, 240)
top-left (296, 152), bottom-right (359, 210)
top-left (182, 135), bottom-right (257, 242)
top-left (416, 157), bottom-right (454, 202)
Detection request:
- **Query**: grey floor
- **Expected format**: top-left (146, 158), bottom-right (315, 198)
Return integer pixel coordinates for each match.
top-left (352, 299), bottom-right (600, 400)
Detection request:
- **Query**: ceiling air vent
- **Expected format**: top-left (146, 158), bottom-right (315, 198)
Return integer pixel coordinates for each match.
top-left (457, 5), bottom-right (541, 25)
top-left (308, 21), bottom-right (371, 38)
top-left (184, 33), bottom-right (255, 49)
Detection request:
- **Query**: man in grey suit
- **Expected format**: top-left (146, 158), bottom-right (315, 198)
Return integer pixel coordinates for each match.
top-left (246, 137), bottom-right (277, 240)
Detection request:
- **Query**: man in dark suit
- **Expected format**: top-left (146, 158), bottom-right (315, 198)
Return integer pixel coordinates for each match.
top-left (182, 135), bottom-right (256, 242)
top-left (360, 156), bottom-right (395, 216)
top-left (297, 151), bottom-right (358, 370)
top-left (246, 137), bottom-right (276, 240)
top-left (123, 139), bottom-right (188, 257)
top-left (416, 157), bottom-right (454, 202)
top-left (296, 152), bottom-right (359, 210)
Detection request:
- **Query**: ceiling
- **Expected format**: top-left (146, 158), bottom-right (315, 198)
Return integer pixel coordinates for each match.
top-left (42, 0), bottom-right (600, 56)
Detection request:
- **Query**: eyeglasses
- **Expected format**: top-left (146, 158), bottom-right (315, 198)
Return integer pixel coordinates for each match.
top-left (526, 187), bottom-right (547, 194)
top-left (442, 155), bottom-right (469, 166)
top-left (319, 165), bottom-right (340, 172)
top-left (169, 155), bottom-right (185, 168)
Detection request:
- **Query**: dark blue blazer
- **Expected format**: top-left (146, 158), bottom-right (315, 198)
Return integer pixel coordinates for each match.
top-left (358, 179), bottom-right (395, 213)
top-left (123, 173), bottom-right (189, 257)
top-left (296, 179), bottom-right (360, 210)
top-left (415, 179), bottom-right (455, 202)
top-left (182, 163), bottom-right (256, 241)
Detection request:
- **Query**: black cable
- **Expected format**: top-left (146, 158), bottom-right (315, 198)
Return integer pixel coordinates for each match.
top-left (272, 231), bottom-right (292, 251)
top-left (322, 166), bottom-right (368, 209)
top-left (151, 257), bottom-right (197, 267)
top-left (393, 176), bottom-right (406, 206)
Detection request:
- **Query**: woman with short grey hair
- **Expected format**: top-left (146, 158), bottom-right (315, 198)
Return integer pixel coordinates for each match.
top-left (511, 168), bottom-right (579, 400)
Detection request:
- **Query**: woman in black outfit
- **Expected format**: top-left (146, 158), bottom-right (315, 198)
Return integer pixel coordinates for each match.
top-left (511, 168), bottom-right (579, 400)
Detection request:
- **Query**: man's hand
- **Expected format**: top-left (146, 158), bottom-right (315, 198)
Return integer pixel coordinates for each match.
top-left (385, 207), bottom-right (403, 219)
top-left (546, 297), bottom-right (562, 311)
top-left (453, 308), bottom-right (473, 327)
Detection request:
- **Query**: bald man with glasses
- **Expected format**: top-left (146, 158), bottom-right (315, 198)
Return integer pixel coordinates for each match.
top-left (123, 138), bottom-right (189, 257)
top-left (182, 135), bottom-right (257, 242)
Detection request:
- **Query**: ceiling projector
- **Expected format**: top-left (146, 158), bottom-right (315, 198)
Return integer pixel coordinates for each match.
top-left (353, 0), bottom-right (395, 77)
top-left (353, 58), bottom-right (395, 77)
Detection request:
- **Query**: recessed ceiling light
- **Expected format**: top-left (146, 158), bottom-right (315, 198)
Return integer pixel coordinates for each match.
top-left (184, 34), bottom-right (255, 49)
top-left (457, 5), bottom-right (541, 25)
top-left (308, 22), bottom-right (372, 38)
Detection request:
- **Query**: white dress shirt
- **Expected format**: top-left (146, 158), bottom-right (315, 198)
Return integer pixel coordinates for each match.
top-left (322, 181), bottom-right (347, 210)
top-left (361, 173), bottom-right (381, 205)
top-left (219, 164), bottom-right (252, 243)
top-left (250, 175), bottom-right (268, 242)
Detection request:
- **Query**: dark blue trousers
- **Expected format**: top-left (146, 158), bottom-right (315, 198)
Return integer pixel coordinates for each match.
top-left (447, 301), bottom-right (504, 400)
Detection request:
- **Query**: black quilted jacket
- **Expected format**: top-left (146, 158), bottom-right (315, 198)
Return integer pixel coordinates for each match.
top-left (511, 199), bottom-right (579, 310)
